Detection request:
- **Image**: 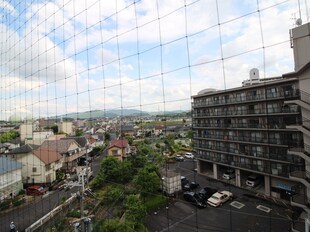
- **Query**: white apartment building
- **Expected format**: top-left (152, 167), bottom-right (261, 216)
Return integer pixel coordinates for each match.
top-left (192, 22), bottom-right (310, 232)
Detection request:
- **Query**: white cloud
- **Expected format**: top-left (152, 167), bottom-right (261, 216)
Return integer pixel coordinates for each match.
top-left (0, 0), bottom-right (306, 119)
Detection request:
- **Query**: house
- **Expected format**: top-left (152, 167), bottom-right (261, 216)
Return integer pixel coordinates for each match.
top-left (32, 148), bottom-right (63, 184)
top-left (0, 143), bottom-right (11, 154)
top-left (5, 144), bottom-right (62, 185)
top-left (25, 130), bottom-right (54, 145)
top-left (107, 139), bottom-right (130, 161)
top-left (120, 125), bottom-right (135, 136)
top-left (40, 139), bottom-right (83, 173)
top-left (153, 125), bottom-right (165, 136)
top-left (85, 134), bottom-right (104, 148)
top-left (0, 156), bottom-right (23, 201)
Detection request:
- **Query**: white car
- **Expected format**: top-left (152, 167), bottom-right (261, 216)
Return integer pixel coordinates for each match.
top-left (184, 153), bottom-right (194, 159)
top-left (222, 169), bottom-right (235, 180)
top-left (207, 191), bottom-right (233, 207)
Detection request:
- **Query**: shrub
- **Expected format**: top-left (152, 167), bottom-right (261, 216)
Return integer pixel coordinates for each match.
top-left (67, 209), bottom-right (81, 218)
top-left (12, 197), bottom-right (25, 207)
top-left (0, 199), bottom-right (11, 210)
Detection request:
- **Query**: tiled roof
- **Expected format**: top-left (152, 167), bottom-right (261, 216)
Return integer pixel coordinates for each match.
top-left (0, 156), bottom-right (22, 174)
top-left (61, 136), bottom-right (88, 147)
top-left (40, 139), bottom-right (78, 153)
top-left (7, 144), bottom-right (39, 154)
top-left (109, 139), bottom-right (129, 149)
top-left (33, 148), bottom-right (62, 165)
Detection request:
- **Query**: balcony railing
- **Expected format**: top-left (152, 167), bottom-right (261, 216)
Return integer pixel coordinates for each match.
top-left (193, 89), bottom-right (300, 107)
top-left (192, 107), bottom-right (299, 118)
top-left (303, 117), bottom-right (310, 130)
top-left (300, 90), bottom-right (310, 105)
top-left (292, 220), bottom-right (308, 232)
top-left (193, 134), bottom-right (303, 148)
top-left (290, 170), bottom-right (310, 183)
top-left (291, 193), bottom-right (310, 208)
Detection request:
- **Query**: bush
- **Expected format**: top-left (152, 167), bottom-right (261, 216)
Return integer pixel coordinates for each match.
top-left (0, 199), bottom-right (11, 210)
top-left (18, 189), bottom-right (26, 195)
top-left (144, 194), bottom-right (168, 212)
top-left (67, 209), bottom-right (81, 218)
top-left (12, 197), bottom-right (25, 207)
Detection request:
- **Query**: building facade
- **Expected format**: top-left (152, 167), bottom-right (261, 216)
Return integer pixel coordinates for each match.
top-left (192, 22), bottom-right (310, 232)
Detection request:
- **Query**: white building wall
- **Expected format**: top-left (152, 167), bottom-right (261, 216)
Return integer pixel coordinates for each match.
top-left (0, 169), bottom-right (23, 199)
top-left (58, 121), bottom-right (73, 135)
top-left (291, 24), bottom-right (310, 71)
top-left (19, 124), bottom-right (33, 142)
top-left (16, 153), bottom-right (45, 184)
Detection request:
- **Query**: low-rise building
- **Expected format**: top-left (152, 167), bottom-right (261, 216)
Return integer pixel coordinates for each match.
top-left (0, 156), bottom-right (23, 201)
top-left (107, 139), bottom-right (130, 161)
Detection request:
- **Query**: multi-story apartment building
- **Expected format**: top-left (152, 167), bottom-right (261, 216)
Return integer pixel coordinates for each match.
top-left (192, 22), bottom-right (310, 231)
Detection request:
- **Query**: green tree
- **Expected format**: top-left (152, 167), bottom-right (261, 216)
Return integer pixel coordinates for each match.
top-left (75, 128), bottom-right (84, 136)
top-left (98, 156), bottom-right (133, 184)
top-left (133, 168), bottom-right (160, 197)
top-left (124, 136), bottom-right (133, 145)
top-left (105, 185), bottom-right (125, 204)
top-left (124, 195), bottom-right (146, 228)
top-left (187, 129), bottom-right (193, 139)
top-left (104, 132), bottom-right (110, 141)
top-left (51, 125), bottom-right (58, 134)
top-left (127, 154), bottom-right (147, 172)
top-left (0, 130), bottom-right (19, 143)
top-left (99, 219), bottom-right (128, 232)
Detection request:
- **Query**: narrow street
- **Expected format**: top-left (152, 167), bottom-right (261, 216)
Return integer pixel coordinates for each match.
top-left (0, 151), bottom-right (106, 232)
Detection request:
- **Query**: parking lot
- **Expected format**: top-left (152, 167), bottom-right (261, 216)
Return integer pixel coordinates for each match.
top-left (146, 159), bottom-right (293, 232)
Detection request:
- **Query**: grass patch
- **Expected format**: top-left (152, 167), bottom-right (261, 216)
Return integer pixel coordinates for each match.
top-left (144, 194), bottom-right (168, 212)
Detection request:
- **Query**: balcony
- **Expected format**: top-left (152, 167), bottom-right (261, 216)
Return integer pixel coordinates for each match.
top-left (292, 220), bottom-right (309, 232)
top-left (285, 90), bottom-right (310, 111)
top-left (288, 144), bottom-right (310, 163)
top-left (291, 193), bottom-right (310, 212)
top-left (63, 149), bottom-right (86, 163)
top-left (193, 89), bottom-right (300, 108)
top-left (192, 106), bottom-right (299, 118)
top-left (289, 171), bottom-right (310, 190)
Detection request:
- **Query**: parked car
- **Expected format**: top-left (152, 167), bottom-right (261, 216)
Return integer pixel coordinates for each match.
top-left (26, 185), bottom-right (48, 196)
top-left (246, 174), bottom-right (263, 187)
top-left (183, 191), bottom-right (207, 208)
top-left (207, 191), bottom-right (233, 207)
top-left (198, 187), bottom-right (218, 201)
top-left (175, 155), bottom-right (184, 161)
top-left (183, 181), bottom-right (200, 191)
top-left (181, 176), bottom-right (189, 187)
top-left (184, 153), bottom-right (194, 159)
top-left (222, 169), bottom-right (235, 180)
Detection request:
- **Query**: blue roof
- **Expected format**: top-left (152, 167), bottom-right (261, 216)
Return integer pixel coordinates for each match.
top-left (0, 156), bottom-right (22, 174)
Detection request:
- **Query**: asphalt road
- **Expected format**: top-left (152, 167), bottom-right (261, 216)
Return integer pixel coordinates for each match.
top-left (146, 159), bottom-right (293, 232)
top-left (0, 151), bottom-right (106, 232)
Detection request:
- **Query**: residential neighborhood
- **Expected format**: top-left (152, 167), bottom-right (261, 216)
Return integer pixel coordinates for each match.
top-left (1, 1), bottom-right (310, 232)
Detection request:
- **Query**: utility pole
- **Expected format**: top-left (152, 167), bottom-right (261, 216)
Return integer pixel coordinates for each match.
top-left (80, 173), bottom-right (85, 232)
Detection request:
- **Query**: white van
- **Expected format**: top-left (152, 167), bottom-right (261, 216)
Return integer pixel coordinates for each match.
top-left (185, 153), bottom-right (194, 159)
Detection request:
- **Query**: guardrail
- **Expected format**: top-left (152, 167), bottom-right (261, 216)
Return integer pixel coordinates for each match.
top-left (25, 193), bottom-right (77, 232)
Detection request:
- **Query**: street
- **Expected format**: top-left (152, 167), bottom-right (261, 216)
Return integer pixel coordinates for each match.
top-left (0, 151), bottom-right (106, 232)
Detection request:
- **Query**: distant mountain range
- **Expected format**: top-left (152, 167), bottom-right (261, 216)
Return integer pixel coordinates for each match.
top-left (55, 109), bottom-right (190, 119)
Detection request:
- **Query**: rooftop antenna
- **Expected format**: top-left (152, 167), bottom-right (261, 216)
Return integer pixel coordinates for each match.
top-left (296, 0), bottom-right (303, 26)
top-left (291, 12), bottom-right (302, 27)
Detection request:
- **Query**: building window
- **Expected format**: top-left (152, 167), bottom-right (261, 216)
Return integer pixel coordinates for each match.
top-left (32, 167), bottom-right (37, 173)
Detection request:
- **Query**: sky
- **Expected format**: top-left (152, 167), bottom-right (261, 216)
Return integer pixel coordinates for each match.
top-left (0, 0), bottom-right (308, 120)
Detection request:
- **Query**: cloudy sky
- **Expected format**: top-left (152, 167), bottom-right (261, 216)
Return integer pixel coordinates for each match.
top-left (0, 0), bottom-right (308, 120)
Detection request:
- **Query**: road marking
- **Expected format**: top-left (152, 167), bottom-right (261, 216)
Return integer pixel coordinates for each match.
top-left (256, 205), bottom-right (271, 213)
top-left (230, 201), bottom-right (245, 209)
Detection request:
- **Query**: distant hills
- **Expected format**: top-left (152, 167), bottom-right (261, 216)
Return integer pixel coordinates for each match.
top-left (55, 109), bottom-right (190, 119)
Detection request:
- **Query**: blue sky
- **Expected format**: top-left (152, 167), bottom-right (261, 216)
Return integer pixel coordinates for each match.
top-left (0, 0), bottom-right (308, 120)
